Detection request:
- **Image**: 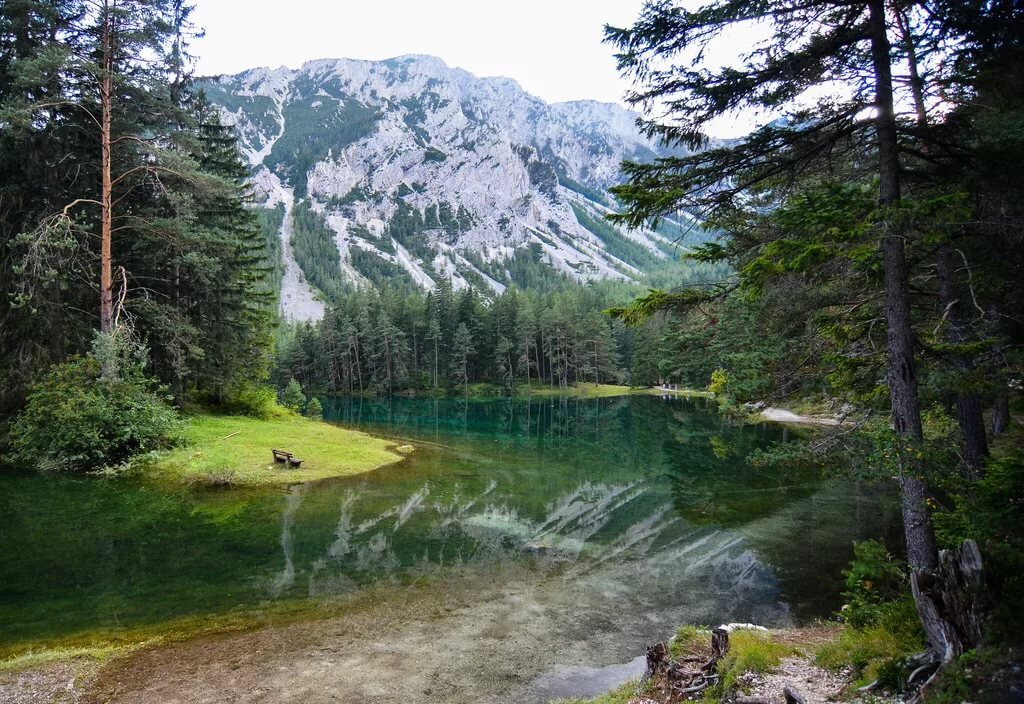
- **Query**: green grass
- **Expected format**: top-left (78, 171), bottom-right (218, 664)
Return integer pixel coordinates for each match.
top-left (715, 629), bottom-right (798, 692)
top-left (671, 624), bottom-right (712, 658)
top-left (147, 414), bottom-right (405, 486)
top-left (0, 643), bottom-right (135, 672)
top-left (559, 627), bottom-right (800, 704)
top-left (816, 621), bottom-right (923, 687)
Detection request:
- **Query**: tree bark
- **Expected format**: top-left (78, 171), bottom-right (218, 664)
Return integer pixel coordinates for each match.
top-left (868, 0), bottom-right (954, 659)
top-left (99, 1), bottom-right (114, 335)
top-left (937, 244), bottom-right (988, 477)
top-left (992, 394), bottom-right (1009, 435)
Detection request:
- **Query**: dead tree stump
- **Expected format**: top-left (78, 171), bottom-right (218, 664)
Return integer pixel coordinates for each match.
top-left (912, 538), bottom-right (985, 663)
top-left (784, 685), bottom-right (808, 704)
top-left (645, 641), bottom-right (670, 680)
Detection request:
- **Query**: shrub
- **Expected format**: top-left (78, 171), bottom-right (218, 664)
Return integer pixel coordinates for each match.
top-left (816, 540), bottom-right (924, 688)
top-left (934, 450), bottom-right (1024, 641)
top-left (221, 382), bottom-right (288, 420)
top-left (9, 334), bottom-right (181, 472)
top-left (709, 367), bottom-right (729, 396)
top-left (840, 540), bottom-right (909, 628)
top-left (816, 607), bottom-right (923, 688)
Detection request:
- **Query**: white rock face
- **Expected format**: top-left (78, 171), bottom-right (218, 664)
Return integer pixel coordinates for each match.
top-left (204, 55), bottom-right (682, 321)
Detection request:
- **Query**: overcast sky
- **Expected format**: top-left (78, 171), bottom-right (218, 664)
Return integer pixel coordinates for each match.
top-left (191, 0), bottom-right (648, 105)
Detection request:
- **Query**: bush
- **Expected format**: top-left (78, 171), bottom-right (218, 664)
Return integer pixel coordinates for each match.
top-left (840, 540), bottom-right (909, 628)
top-left (816, 540), bottom-right (924, 688)
top-left (9, 334), bottom-right (182, 472)
top-left (305, 397), bottom-right (323, 420)
top-left (221, 382), bottom-right (288, 420)
top-left (709, 367), bottom-right (729, 396)
top-left (934, 450), bottom-right (1024, 640)
top-left (816, 615), bottom-right (923, 688)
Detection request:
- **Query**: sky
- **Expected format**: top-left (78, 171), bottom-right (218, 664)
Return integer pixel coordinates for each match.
top-left (191, 0), bottom-right (648, 106)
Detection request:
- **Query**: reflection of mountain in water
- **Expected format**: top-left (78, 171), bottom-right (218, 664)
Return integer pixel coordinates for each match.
top-left (280, 471), bottom-right (789, 626)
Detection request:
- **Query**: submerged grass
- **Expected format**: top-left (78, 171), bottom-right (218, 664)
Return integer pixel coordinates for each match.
top-left (146, 413), bottom-right (404, 486)
top-left (550, 679), bottom-right (639, 704)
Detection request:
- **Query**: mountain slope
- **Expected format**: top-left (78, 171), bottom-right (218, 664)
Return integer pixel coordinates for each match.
top-left (203, 55), bottom-right (690, 321)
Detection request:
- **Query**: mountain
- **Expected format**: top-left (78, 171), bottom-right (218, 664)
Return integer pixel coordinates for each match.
top-left (203, 55), bottom-right (694, 321)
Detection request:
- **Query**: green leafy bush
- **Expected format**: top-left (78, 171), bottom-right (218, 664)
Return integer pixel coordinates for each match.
top-left (934, 450), bottom-right (1024, 640)
top-left (9, 334), bottom-right (182, 472)
top-left (709, 367), bottom-right (729, 395)
top-left (816, 540), bottom-right (924, 688)
top-left (840, 540), bottom-right (909, 628)
top-left (221, 382), bottom-right (288, 420)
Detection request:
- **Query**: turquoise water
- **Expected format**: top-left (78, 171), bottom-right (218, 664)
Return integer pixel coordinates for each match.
top-left (0, 395), bottom-right (898, 656)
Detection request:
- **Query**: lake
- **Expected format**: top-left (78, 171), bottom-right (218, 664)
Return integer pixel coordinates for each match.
top-left (0, 394), bottom-right (898, 700)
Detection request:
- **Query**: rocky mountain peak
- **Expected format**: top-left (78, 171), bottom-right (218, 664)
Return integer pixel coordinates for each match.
top-left (203, 55), bottom-right (686, 321)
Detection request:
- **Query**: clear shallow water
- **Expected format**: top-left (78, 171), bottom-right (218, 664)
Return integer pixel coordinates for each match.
top-left (0, 395), bottom-right (898, 657)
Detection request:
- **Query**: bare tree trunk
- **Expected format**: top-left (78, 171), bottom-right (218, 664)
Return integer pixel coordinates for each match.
top-left (99, 2), bottom-right (115, 335)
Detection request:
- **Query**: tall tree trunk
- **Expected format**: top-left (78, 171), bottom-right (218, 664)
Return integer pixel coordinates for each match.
top-left (99, 3), bottom-right (114, 335)
top-left (869, 0), bottom-right (958, 662)
top-left (937, 244), bottom-right (988, 477)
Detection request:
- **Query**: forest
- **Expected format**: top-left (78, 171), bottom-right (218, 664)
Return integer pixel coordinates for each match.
top-left (0, 2), bottom-right (299, 487)
top-left (274, 281), bottom-right (632, 395)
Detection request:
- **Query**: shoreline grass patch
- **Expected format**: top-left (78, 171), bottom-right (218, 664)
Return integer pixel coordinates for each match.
top-left (147, 414), bottom-right (405, 486)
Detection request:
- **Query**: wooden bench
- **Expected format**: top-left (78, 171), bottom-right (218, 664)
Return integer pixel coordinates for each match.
top-left (271, 449), bottom-right (303, 468)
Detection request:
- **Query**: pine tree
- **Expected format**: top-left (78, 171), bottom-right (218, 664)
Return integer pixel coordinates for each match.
top-left (304, 397), bottom-right (323, 421)
top-left (450, 323), bottom-right (474, 392)
top-left (282, 378), bottom-right (305, 413)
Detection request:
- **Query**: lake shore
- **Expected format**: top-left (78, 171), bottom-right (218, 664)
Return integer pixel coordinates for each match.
top-left (758, 406), bottom-right (843, 426)
top-left (146, 413), bottom-right (408, 486)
